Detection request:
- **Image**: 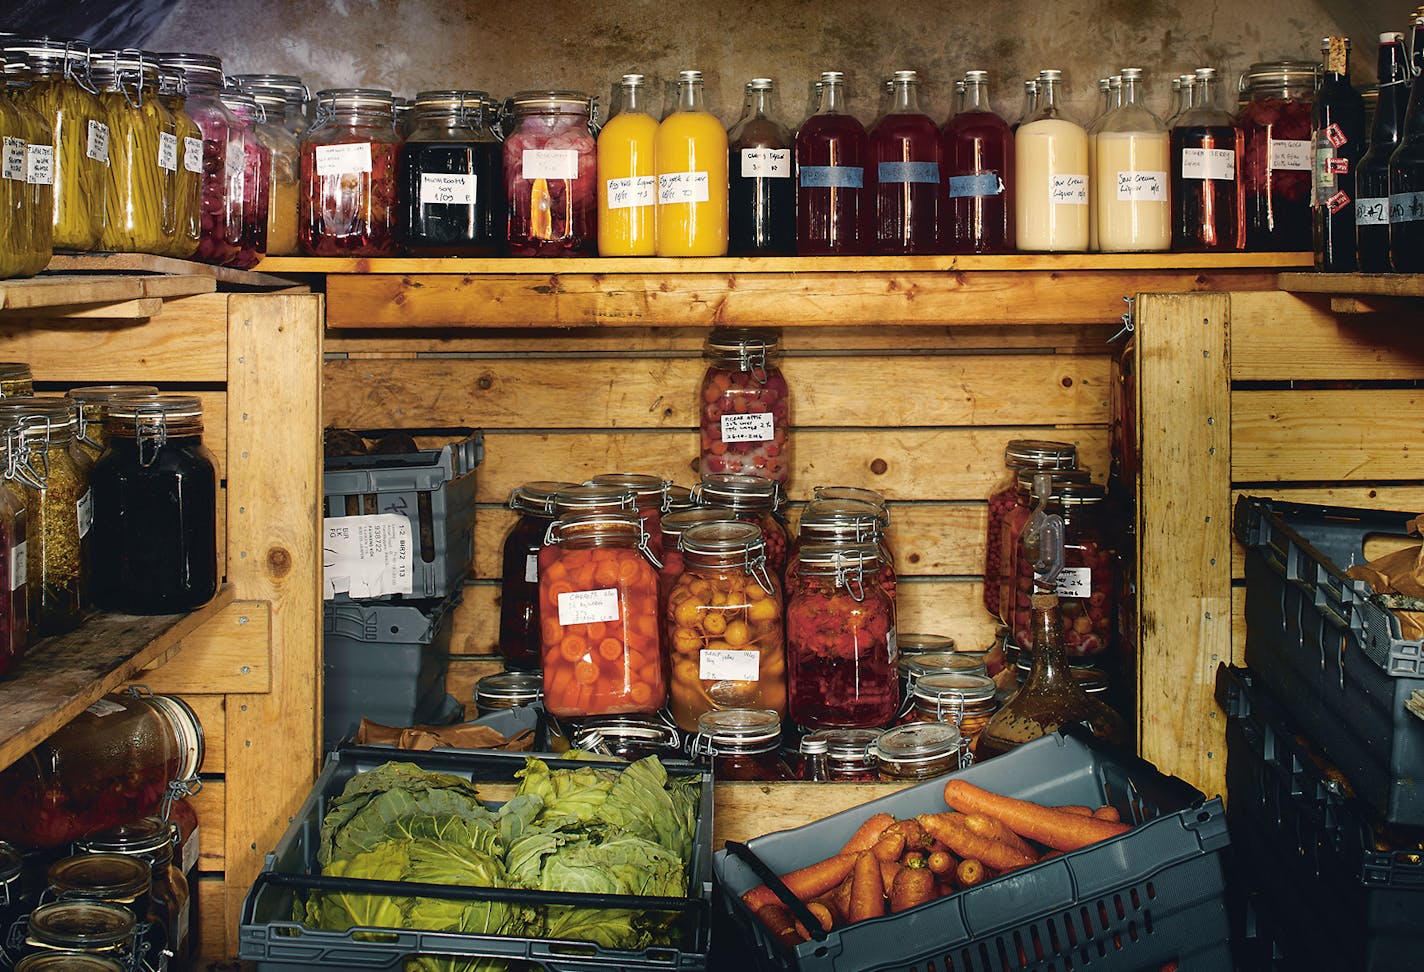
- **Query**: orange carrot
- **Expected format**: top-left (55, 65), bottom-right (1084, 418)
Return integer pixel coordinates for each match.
top-left (839, 812), bottom-right (895, 855)
top-left (1093, 805), bottom-right (1122, 823)
top-left (794, 900), bottom-right (835, 939)
top-left (956, 858), bottom-right (986, 888)
top-left (740, 852), bottom-right (859, 913)
top-left (871, 829), bottom-right (906, 862)
top-left (944, 780), bottom-right (1131, 852)
top-left (829, 873), bottom-right (854, 923)
top-left (878, 858), bottom-right (905, 891)
top-left (1053, 805), bottom-right (1094, 817)
top-left (963, 813), bottom-right (1036, 860)
top-left (900, 850), bottom-right (926, 869)
top-left (917, 813), bottom-right (1037, 872)
top-left (884, 817), bottom-right (932, 851)
top-left (926, 850), bottom-right (955, 877)
top-left (848, 851), bottom-right (887, 923)
top-left (889, 866), bottom-right (937, 913)
top-left (756, 903), bottom-right (805, 948)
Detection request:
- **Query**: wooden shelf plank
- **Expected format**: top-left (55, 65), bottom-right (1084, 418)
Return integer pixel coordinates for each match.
top-left (0, 584), bottom-right (236, 774)
top-left (45, 253), bottom-right (301, 290)
top-left (1278, 271), bottom-right (1424, 298)
top-left (0, 275), bottom-right (149, 311)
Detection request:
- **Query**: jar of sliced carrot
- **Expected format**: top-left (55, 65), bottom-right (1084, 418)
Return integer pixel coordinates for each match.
top-left (537, 511), bottom-right (665, 717)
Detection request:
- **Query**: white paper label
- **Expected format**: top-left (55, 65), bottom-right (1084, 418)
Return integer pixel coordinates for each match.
top-left (720, 411), bottom-right (775, 442)
top-left (27, 145), bottom-right (54, 185)
top-left (699, 649), bottom-right (761, 681)
top-left (659, 170), bottom-right (711, 204)
top-left (315, 141), bottom-right (372, 177)
top-left (181, 825), bottom-right (199, 874)
top-left (1036, 566), bottom-right (1092, 598)
top-left (525, 553), bottom-right (539, 584)
top-left (158, 131), bottom-right (179, 172)
top-left (10, 541), bottom-right (25, 591)
top-left (556, 587), bottom-right (620, 626)
top-left (521, 148), bottom-right (578, 180)
top-left (741, 148), bottom-right (791, 178)
top-left (1049, 173), bottom-right (1088, 204)
top-left (76, 490), bottom-right (93, 538)
top-left (183, 136), bottom-right (203, 173)
top-left (1116, 170), bottom-right (1168, 201)
top-left (605, 174), bottom-right (657, 209)
top-left (2, 138), bottom-right (25, 181)
top-left (1180, 148), bottom-right (1236, 181)
top-left (420, 172), bottom-right (476, 205)
top-left (323, 514), bottom-right (414, 599)
top-left (1268, 138), bottom-right (1311, 171)
top-left (173, 898), bottom-right (190, 954)
top-left (85, 698), bottom-right (126, 717)
top-left (86, 120), bottom-right (109, 162)
top-left (1355, 197), bottom-right (1389, 226)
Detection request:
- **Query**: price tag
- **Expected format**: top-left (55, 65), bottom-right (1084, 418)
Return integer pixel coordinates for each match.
top-left (183, 136), bottom-right (203, 173)
top-left (877, 160), bottom-right (940, 184)
top-left (556, 588), bottom-right (620, 626)
top-left (1327, 190), bottom-right (1351, 215)
top-left (323, 514), bottom-right (414, 599)
top-left (86, 120), bottom-right (109, 163)
top-left (525, 552), bottom-right (538, 583)
top-left (420, 172), bottom-right (476, 205)
top-left (315, 142), bottom-right (372, 177)
top-left (1390, 191), bottom-right (1424, 224)
top-left (799, 165), bottom-right (863, 188)
top-left (1355, 197), bottom-right (1388, 226)
top-left (605, 174), bottom-right (656, 209)
top-left (1036, 566), bottom-right (1091, 598)
top-left (521, 149), bottom-right (578, 180)
top-left (1115, 170), bottom-right (1167, 201)
top-left (158, 131), bottom-right (179, 172)
top-left (741, 148), bottom-right (790, 178)
top-left (1327, 157), bottom-right (1349, 174)
top-left (720, 412), bottom-right (774, 442)
top-left (180, 827), bottom-right (199, 874)
top-left (2, 138), bottom-right (25, 181)
top-left (1180, 148), bottom-right (1235, 181)
top-left (76, 490), bottom-right (93, 539)
top-left (946, 172), bottom-right (1003, 197)
top-left (658, 170), bottom-right (710, 204)
top-left (1049, 173), bottom-right (1088, 204)
top-left (699, 649), bottom-right (760, 681)
top-left (1325, 123), bottom-right (1348, 149)
top-left (85, 698), bottom-right (127, 718)
top-left (1268, 139), bottom-right (1311, 171)
top-left (27, 145), bottom-right (54, 185)
top-left (10, 540), bottom-right (25, 591)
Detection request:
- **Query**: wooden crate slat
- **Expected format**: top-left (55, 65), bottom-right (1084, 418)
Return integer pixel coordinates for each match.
top-left (176, 694), bottom-right (226, 774)
top-left (1278, 271), bottom-right (1424, 298)
top-left (189, 779), bottom-right (226, 871)
top-left (715, 781), bottom-right (912, 848)
top-left (1231, 291), bottom-right (1424, 380)
top-left (1232, 388), bottom-right (1424, 482)
top-left (134, 601), bottom-right (271, 694)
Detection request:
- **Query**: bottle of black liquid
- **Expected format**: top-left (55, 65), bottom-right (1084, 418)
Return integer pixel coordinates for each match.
top-left (1389, 15), bottom-right (1424, 273)
top-left (1311, 37), bottom-right (1366, 271)
top-left (399, 90), bottom-right (505, 255)
top-left (1357, 32), bottom-right (1410, 272)
top-left (1170, 67), bottom-right (1241, 251)
top-left (728, 78), bottom-right (795, 255)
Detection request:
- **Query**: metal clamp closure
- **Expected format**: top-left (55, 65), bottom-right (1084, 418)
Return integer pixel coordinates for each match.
top-left (834, 556), bottom-right (866, 602)
top-left (746, 545), bottom-right (775, 595)
top-left (742, 339), bottom-right (769, 384)
top-left (160, 775), bottom-right (202, 821)
top-left (9, 419), bottom-right (49, 491)
top-left (135, 407), bottom-right (169, 467)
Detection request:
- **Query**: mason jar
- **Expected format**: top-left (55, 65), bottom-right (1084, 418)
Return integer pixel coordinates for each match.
top-left (299, 87), bottom-right (401, 256)
top-left (587, 472), bottom-right (671, 542)
top-left (400, 89), bottom-right (504, 255)
top-left (46, 853), bottom-right (166, 962)
top-left (155, 66), bottom-right (202, 258)
top-left (689, 708), bottom-right (793, 781)
top-left (568, 713), bottom-right (683, 760)
top-left (74, 817), bottom-right (190, 965)
top-left (66, 384), bottom-right (159, 463)
top-left (20, 901), bottom-right (137, 966)
top-left (873, 721), bottom-right (965, 781)
top-left (801, 727), bottom-right (880, 780)
top-left (89, 50), bottom-right (174, 255)
top-left (217, 90), bottom-right (270, 268)
top-left (157, 52), bottom-right (243, 264)
top-left (690, 473), bottom-right (789, 577)
top-left (983, 440), bottom-right (1077, 621)
top-left (700, 329), bottom-right (791, 484)
top-left (473, 671), bottom-right (543, 715)
top-left (499, 480), bottom-right (576, 670)
top-left (657, 507), bottom-right (737, 635)
top-left (910, 672), bottom-right (999, 758)
top-left (1238, 60), bottom-right (1318, 251)
top-left (503, 90), bottom-right (596, 255)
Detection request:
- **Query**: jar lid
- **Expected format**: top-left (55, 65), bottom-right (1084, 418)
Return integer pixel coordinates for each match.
top-left (88, 49), bottom-right (159, 83)
top-left (4, 37), bottom-right (92, 70)
top-left (15, 953), bottom-right (130, 972)
top-left (803, 727), bottom-right (879, 764)
top-left (873, 722), bottom-right (962, 763)
top-left (145, 692), bottom-right (205, 780)
top-left (414, 88), bottom-right (488, 111)
top-left (248, 88), bottom-right (289, 113)
top-left (796, 541), bottom-right (881, 570)
top-left (1004, 439), bottom-right (1077, 468)
top-left (24, 901), bottom-right (136, 948)
top-left (692, 473), bottom-right (782, 513)
top-left (0, 396), bottom-right (76, 437)
top-left (548, 510), bottom-right (643, 545)
top-left (474, 671), bottom-right (543, 707)
top-left (219, 90), bottom-right (262, 115)
top-left (74, 816), bottom-right (176, 859)
top-left (508, 481), bottom-right (577, 516)
top-left (695, 708), bottom-right (781, 751)
top-left (66, 385), bottom-right (160, 405)
top-left (811, 486), bottom-right (887, 516)
top-left (587, 473), bottom-right (670, 507)
top-left (510, 89), bottom-right (591, 110)
top-left (569, 714), bottom-right (682, 757)
top-left (48, 853), bottom-right (152, 901)
top-left (663, 485), bottom-right (696, 513)
top-left (1241, 59), bottom-right (1320, 89)
top-left (0, 362), bottom-right (32, 381)
top-left (903, 651), bottom-right (988, 680)
top-left (660, 507), bottom-right (737, 544)
top-left (1055, 481), bottom-right (1108, 506)
top-left (156, 51), bottom-right (223, 85)
top-left (1014, 468), bottom-right (1092, 491)
top-left (553, 484), bottom-right (636, 515)
top-left (104, 394), bottom-right (202, 422)
top-left (315, 87), bottom-right (394, 111)
top-left (913, 672), bottom-right (998, 706)
top-left (896, 633), bottom-right (956, 654)
top-left (704, 328), bottom-right (780, 357)
top-left (679, 520), bottom-right (765, 557)
top-left (799, 500), bottom-right (882, 541)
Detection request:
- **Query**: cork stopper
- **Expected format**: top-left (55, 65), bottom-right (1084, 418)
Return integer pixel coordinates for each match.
top-left (1326, 36), bottom-right (1349, 75)
top-left (1031, 592), bottom-right (1059, 610)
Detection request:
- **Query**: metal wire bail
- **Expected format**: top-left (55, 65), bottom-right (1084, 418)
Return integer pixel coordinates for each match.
top-left (134, 406), bottom-right (168, 467)
top-left (834, 554), bottom-right (866, 602)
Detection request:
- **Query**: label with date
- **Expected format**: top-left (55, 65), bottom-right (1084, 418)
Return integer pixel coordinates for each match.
top-left (699, 649), bottom-right (760, 681)
top-left (2, 137), bottom-right (25, 181)
top-left (557, 588), bottom-right (620, 626)
top-left (1180, 148), bottom-right (1235, 181)
top-left (658, 170), bottom-right (710, 204)
top-left (86, 120), bottom-right (109, 162)
top-left (420, 172), bottom-right (476, 205)
top-left (158, 131), bottom-right (179, 172)
top-left (720, 412), bottom-right (774, 442)
top-left (27, 145), bottom-right (54, 185)
top-left (741, 148), bottom-right (790, 178)
top-left (605, 174), bottom-right (656, 209)
top-left (1049, 173), bottom-right (1088, 204)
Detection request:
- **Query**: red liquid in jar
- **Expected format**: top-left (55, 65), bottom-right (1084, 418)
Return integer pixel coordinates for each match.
top-left (796, 113), bottom-right (869, 255)
top-left (189, 106), bottom-right (241, 265)
top-left (299, 141), bottom-right (401, 255)
top-left (940, 111), bottom-right (1015, 253)
top-left (1239, 98), bottom-right (1313, 250)
top-left (228, 130), bottom-right (270, 268)
top-left (870, 113), bottom-right (941, 254)
top-left (503, 117), bottom-right (596, 256)
top-left (787, 577), bottom-right (897, 728)
top-left (1170, 125), bottom-right (1241, 251)
top-left (698, 366), bottom-right (791, 484)
top-left (498, 514), bottom-right (551, 670)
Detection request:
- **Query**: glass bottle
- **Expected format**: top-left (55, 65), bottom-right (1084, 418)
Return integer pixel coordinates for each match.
top-left (874, 722), bottom-right (964, 781)
top-left (940, 70), bottom-right (1014, 254)
top-left (400, 89), bottom-right (503, 256)
top-left (1390, 18), bottom-right (1424, 272)
top-left (870, 70), bottom-right (940, 254)
top-left (299, 87), bottom-right (401, 256)
top-left (1015, 70), bottom-right (1089, 252)
top-left (1094, 68), bottom-right (1170, 252)
top-left (983, 439), bottom-right (1077, 622)
top-left (157, 52), bottom-right (242, 264)
top-left (796, 734), bottom-right (830, 781)
top-left (1010, 79), bottom-right (1037, 134)
top-left (1171, 67), bottom-right (1241, 251)
top-left (667, 521), bottom-right (786, 731)
top-left (246, 87), bottom-right (300, 257)
top-left (802, 727), bottom-right (881, 780)
top-left (156, 66), bottom-right (201, 259)
top-left (691, 473), bottom-right (789, 577)
top-left (976, 593), bottom-right (1126, 760)
top-left (20, 901), bottom-right (137, 966)
top-left (728, 77), bottom-right (794, 255)
top-left (499, 480), bottom-right (576, 670)
top-left (503, 90), bottom-right (596, 256)
top-left (217, 91), bottom-right (270, 268)
top-left (66, 384), bottom-right (159, 463)
top-left (88, 50), bottom-right (173, 256)
top-left (698, 329), bottom-right (791, 484)
top-left (1312, 37), bottom-right (1367, 271)
top-left (1168, 74), bottom-right (1195, 128)
top-left (795, 71), bottom-right (870, 255)
top-left (1085, 76), bottom-right (1116, 252)
top-left (474, 670), bottom-right (543, 716)
top-left (657, 506), bottom-right (737, 636)
top-left (1160, 77), bottom-right (1179, 127)
top-left (1357, 33), bottom-right (1409, 271)
top-left (910, 672), bottom-right (999, 759)
top-left (655, 70), bottom-right (728, 256)
top-left (1238, 59), bottom-right (1317, 251)
top-left (587, 472), bottom-right (671, 541)
top-left (597, 74), bottom-right (658, 256)
top-left (74, 817), bottom-right (189, 965)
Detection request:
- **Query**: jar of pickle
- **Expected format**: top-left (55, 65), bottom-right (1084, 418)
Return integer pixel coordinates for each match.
top-left (503, 90), bottom-right (597, 256)
top-left (1, 59), bottom-right (54, 277)
top-left (537, 511), bottom-right (663, 717)
top-left (299, 88), bottom-right (401, 256)
top-left (157, 53), bottom-right (242, 265)
top-left (657, 507), bottom-right (737, 624)
top-left (0, 362), bottom-right (33, 399)
top-left (473, 671), bottom-right (543, 716)
top-left (400, 89), bottom-right (504, 256)
top-left (690, 473), bottom-right (789, 577)
top-left (216, 91), bottom-right (270, 268)
top-left (568, 713), bottom-right (683, 760)
top-left (155, 67), bottom-right (201, 258)
top-left (499, 480), bottom-right (576, 670)
top-left (66, 384), bottom-right (158, 463)
top-left (90, 396), bottom-right (219, 614)
top-left (1238, 60), bottom-right (1318, 251)
top-left (5, 38), bottom-right (108, 252)
top-left (587, 472), bottom-right (671, 541)
top-left (910, 672), bottom-right (998, 755)
top-left (89, 50), bottom-right (174, 255)
top-left (0, 438), bottom-right (27, 678)
top-left (998, 467), bottom-right (1091, 639)
top-left (244, 88), bottom-right (299, 256)
top-left (801, 727), bottom-right (881, 780)
top-left (787, 542), bottom-right (898, 729)
top-left (551, 483), bottom-right (636, 519)
top-left (15, 952), bottom-right (128, 972)
top-left (873, 722), bottom-right (965, 781)
top-left (47, 853), bottom-right (167, 961)
top-left (690, 708), bottom-right (793, 780)
top-left (983, 440), bottom-right (1077, 621)
top-left (20, 901), bottom-right (138, 967)
top-left (699, 329), bottom-right (791, 483)
top-left (667, 521), bottom-right (786, 731)
top-left (74, 817), bottom-right (189, 965)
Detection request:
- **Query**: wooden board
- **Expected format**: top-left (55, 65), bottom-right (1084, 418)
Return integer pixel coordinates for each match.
top-left (1232, 389), bottom-right (1424, 483)
top-left (47, 252), bottom-right (303, 290)
top-left (189, 779), bottom-right (226, 871)
top-left (135, 601), bottom-right (272, 694)
top-left (1230, 291), bottom-right (1424, 380)
top-left (0, 297), bottom-right (165, 320)
top-left (1278, 271), bottom-right (1424, 298)
top-left (714, 781), bottom-right (912, 849)
top-left (197, 875), bottom-right (227, 961)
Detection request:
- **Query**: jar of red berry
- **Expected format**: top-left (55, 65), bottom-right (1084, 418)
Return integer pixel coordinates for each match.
top-left (998, 467), bottom-right (1092, 636)
top-left (786, 541), bottom-right (898, 729)
top-left (299, 88), bottom-right (401, 256)
top-left (157, 53), bottom-right (242, 264)
top-left (690, 473), bottom-right (789, 577)
top-left (1238, 60), bottom-right (1318, 251)
top-left (502, 90), bottom-right (597, 256)
top-left (983, 440), bottom-right (1077, 622)
top-left (699, 329), bottom-right (791, 484)
top-left (498, 480), bottom-right (577, 671)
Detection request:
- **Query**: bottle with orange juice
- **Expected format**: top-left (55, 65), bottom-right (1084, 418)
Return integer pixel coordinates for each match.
top-left (597, 73), bottom-right (658, 255)
top-left (656, 70), bottom-right (728, 256)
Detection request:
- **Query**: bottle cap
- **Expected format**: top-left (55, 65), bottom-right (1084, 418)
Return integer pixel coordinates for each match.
top-left (1119, 67), bottom-right (1144, 78)
top-left (819, 71), bottom-right (845, 82)
top-left (1382, 32), bottom-right (1403, 44)
top-left (748, 77), bottom-right (773, 90)
top-left (965, 70), bottom-right (988, 81)
top-left (620, 73), bottom-right (645, 85)
top-left (679, 70), bottom-right (703, 82)
top-left (892, 69), bottom-right (918, 82)
top-left (1038, 69), bottom-right (1062, 80)
top-left (1194, 67), bottom-right (1216, 78)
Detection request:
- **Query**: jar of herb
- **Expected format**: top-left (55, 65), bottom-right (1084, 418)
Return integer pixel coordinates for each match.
top-left (0, 362), bottom-right (34, 399)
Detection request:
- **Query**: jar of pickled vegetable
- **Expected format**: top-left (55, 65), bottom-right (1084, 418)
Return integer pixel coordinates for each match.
top-left (657, 507), bottom-right (737, 625)
top-left (245, 87), bottom-right (300, 256)
top-left (299, 88), bottom-right (401, 256)
top-left (499, 480), bottom-right (576, 670)
top-left (690, 708), bottom-right (793, 780)
top-left (155, 67), bottom-right (201, 258)
top-left (0, 440), bottom-right (27, 678)
top-left (66, 384), bottom-right (159, 464)
top-left (538, 511), bottom-right (663, 717)
top-left (587, 472), bottom-right (671, 542)
top-left (47, 853), bottom-right (167, 961)
top-left (690, 473), bottom-right (789, 577)
top-left (503, 90), bottom-right (597, 256)
top-left (400, 89), bottom-right (504, 256)
top-left (217, 91), bottom-right (270, 268)
top-left (1239, 60), bottom-right (1318, 251)
top-left (0, 65), bottom-right (29, 279)
top-left (998, 467), bottom-right (1091, 640)
top-left (910, 672), bottom-right (998, 755)
top-left (983, 440), bottom-right (1077, 621)
top-left (568, 713), bottom-right (683, 760)
top-left (74, 818), bottom-right (189, 965)
top-left (667, 521), bottom-right (786, 731)
top-left (874, 722), bottom-right (965, 781)
top-left (699, 329), bottom-right (791, 483)
top-left (157, 52), bottom-right (242, 265)
top-left (20, 901), bottom-right (138, 966)
top-left (89, 50), bottom-right (174, 255)
top-left (1, 58), bottom-right (53, 277)
top-left (787, 541), bottom-right (898, 729)
top-left (0, 362), bottom-right (33, 399)
top-left (474, 671), bottom-right (543, 716)
top-left (664, 484), bottom-right (695, 513)
top-left (802, 727), bottom-right (881, 780)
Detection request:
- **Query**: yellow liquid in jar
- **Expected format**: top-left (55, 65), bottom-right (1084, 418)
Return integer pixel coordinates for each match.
top-left (655, 109), bottom-right (728, 256)
top-left (597, 108), bottom-right (658, 256)
top-left (1014, 117), bottom-right (1089, 252)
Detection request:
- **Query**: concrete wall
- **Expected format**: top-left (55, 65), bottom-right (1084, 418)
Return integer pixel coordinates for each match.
top-left (143, 0), bottom-right (1400, 124)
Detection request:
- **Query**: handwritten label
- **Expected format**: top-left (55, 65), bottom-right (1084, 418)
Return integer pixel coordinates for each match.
top-left (946, 172), bottom-right (1003, 197)
top-left (86, 120), bottom-right (109, 163)
top-left (1050, 173), bottom-right (1088, 205)
top-left (521, 148), bottom-right (578, 180)
top-left (877, 160), bottom-right (940, 184)
top-left (557, 587), bottom-right (620, 626)
top-left (76, 490), bottom-right (92, 539)
top-left (720, 411), bottom-right (775, 443)
top-left (323, 514), bottom-right (413, 599)
top-left (700, 649), bottom-right (761, 681)
top-left (1391, 191), bottom-right (1424, 224)
top-left (158, 131), bottom-right (178, 172)
top-left (2, 138), bottom-right (25, 181)
top-left (605, 174), bottom-right (657, 209)
top-left (1036, 566), bottom-right (1091, 598)
top-left (741, 148), bottom-right (791, 178)
top-left (85, 698), bottom-right (127, 718)
top-left (10, 541), bottom-right (25, 591)
top-left (525, 553), bottom-right (539, 584)
top-left (1115, 170), bottom-right (1167, 201)
top-left (658, 170), bottom-right (710, 204)
top-left (1268, 138), bottom-right (1311, 171)
top-left (799, 165), bottom-right (864, 188)
top-left (1355, 197), bottom-right (1388, 226)
top-left (315, 142), bottom-right (372, 177)
top-left (1180, 147), bottom-right (1235, 181)
top-left (420, 172), bottom-right (476, 205)
top-left (183, 136), bottom-right (203, 173)
top-left (27, 145), bottom-right (54, 185)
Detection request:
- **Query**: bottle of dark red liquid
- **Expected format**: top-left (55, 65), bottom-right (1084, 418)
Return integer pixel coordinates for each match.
top-left (796, 71), bottom-right (870, 255)
top-left (940, 70), bottom-right (1014, 253)
top-left (1390, 19), bottom-right (1424, 273)
top-left (729, 78), bottom-right (795, 255)
top-left (1311, 37), bottom-right (1366, 271)
top-left (870, 70), bottom-right (941, 254)
top-left (1357, 31), bottom-right (1409, 271)
top-left (1170, 67), bottom-right (1241, 251)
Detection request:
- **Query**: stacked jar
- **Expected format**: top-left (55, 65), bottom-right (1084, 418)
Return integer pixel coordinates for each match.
top-left (798, 727), bottom-right (880, 780)
top-left (587, 472), bottom-right (670, 541)
top-left (45, 853), bottom-right (168, 963)
top-left (73, 817), bottom-right (190, 964)
top-left (157, 53), bottom-right (244, 264)
top-left (503, 90), bottom-right (597, 256)
top-left (699, 329), bottom-right (791, 483)
top-left (19, 900), bottom-right (137, 968)
top-left (656, 506), bottom-right (736, 629)
top-left (66, 384), bottom-right (158, 463)
top-left (299, 88), bottom-right (401, 256)
top-left (89, 50), bottom-right (175, 256)
top-left (983, 439), bottom-right (1078, 623)
top-left (690, 473), bottom-right (789, 577)
top-left (690, 708), bottom-right (793, 780)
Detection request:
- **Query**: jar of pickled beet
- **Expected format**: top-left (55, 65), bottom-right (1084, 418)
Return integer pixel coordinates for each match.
top-left (874, 722), bottom-right (965, 781)
top-left (699, 329), bottom-right (791, 484)
top-left (569, 713), bottom-right (683, 760)
top-left (690, 473), bottom-right (789, 578)
top-left (690, 708), bottom-right (793, 781)
top-left (802, 727), bottom-right (881, 780)
top-left (667, 521), bottom-right (786, 731)
top-left (499, 480), bottom-right (576, 670)
top-left (1238, 60), bottom-right (1318, 251)
top-left (587, 472), bottom-right (671, 541)
top-left (503, 90), bottom-right (597, 256)
top-left (157, 52), bottom-right (242, 265)
top-left (657, 507), bottom-right (737, 631)
top-left (474, 671), bottom-right (543, 716)
top-left (20, 901), bottom-right (138, 967)
top-left (299, 88), bottom-right (401, 256)
top-left (910, 672), bottom-right (998, 757)
top-left (998, 467), bottom-right (1092, 640)
top-left (983, 440), bottom-right (1077, 622)
top-left (787, 542), bottom-right (898, 729)
top-left (217, 92), bottom-right (270, 268)
top-left (537, 511), bottom-right (663, 718)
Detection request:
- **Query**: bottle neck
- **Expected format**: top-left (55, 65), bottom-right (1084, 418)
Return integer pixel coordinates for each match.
top-left (1024, 594), bottom-right (1076, 689)
top-left (1195, 76), bottom-right (1217, 111)
top-left (963, 79), bottom-right (988, 112)
top-left (1414, 21), bottom-right (1424, 75)
top-left (621, 83), bottom-right (646, 115)
top-left (1037, 78), bottom-right (1061, 116)
top-left (1120, 76), bottom-right (1140, 107)
top-left (751, 87), bottom-right (771, 119)
top-left (1374, 43), bottom-right (1409, 144)
top-left (818, 80), bottom-right (845, 114)
top-left (677, 79), bottom-right (705, 113)
top-left (890, 78), bottom-right (919, 113)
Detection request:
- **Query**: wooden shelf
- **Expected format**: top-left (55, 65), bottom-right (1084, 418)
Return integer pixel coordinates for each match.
top-left (0, 273), bottom-right (214, 314)
top-left (46, 253), bottom-right (304, 290)
top-left (0, 584), bottom-right (236, 774)
top-left (1279, 271), bottom-right (1424, 298)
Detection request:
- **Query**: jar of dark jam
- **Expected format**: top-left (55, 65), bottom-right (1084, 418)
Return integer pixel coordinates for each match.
top-left (74, 817), bottom-right (189, 965)
top-left (20, 901), bottom-right (137, 967)
top-left (47, 853), bottom-right (165, 963)
top-left (690, 708), bottom-right (792, 780)
top-left (400, 89), bottom-right (504, 255)
top-left (66, 385), bottom-right (159, 464)
top-left (89, 396), bottom-right (217, 614)
top-left (498, 480), bottom-right (576, 670)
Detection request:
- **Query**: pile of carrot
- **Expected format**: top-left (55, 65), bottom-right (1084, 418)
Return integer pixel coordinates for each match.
top-left (741, 779), bottom-right (1131, 948)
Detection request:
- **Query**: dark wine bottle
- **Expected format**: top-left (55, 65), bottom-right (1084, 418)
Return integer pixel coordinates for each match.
top-left (728, 78), bottom-right (795, 256)
top-left (1357, 32), bottom-right (1410, 272)
top-left (1310, 37), bottom-right (1366, 272)
top-left (1389, 15), bottom-right (1424, 273)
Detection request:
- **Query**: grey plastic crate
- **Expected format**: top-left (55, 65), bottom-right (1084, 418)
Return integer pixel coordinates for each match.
top-left (324, 431), bottom-right (482, 600)
top-left (714, 731), bottom-right (1232, 972)
top-left (1234, 496), bottom-right (1424, 825)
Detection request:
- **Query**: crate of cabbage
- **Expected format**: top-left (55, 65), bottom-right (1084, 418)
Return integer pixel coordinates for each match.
top-left (238, 746), bottom-right (713, 970)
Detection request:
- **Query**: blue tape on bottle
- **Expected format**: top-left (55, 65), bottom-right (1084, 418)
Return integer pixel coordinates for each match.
top-left (947, 172), bottom-right (1004, 197)
top-left (799, 165), bottom-right (865, 188)
top-left (877, 161), bottom-right (940, 184)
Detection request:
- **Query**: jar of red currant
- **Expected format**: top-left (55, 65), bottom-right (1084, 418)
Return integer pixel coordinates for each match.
top-left (801, 727), bottom-right (881, 780)
top-left (498, 481), bottom-right (576, 671)
top-left (983, 440), bottom-right (1077, 622)
top-left (786, 541), bottom-right (898, 729)
top-left (690, 473), bottom-right (789, 577)
top-left (299, 88), bottom-right (401, 256)
top-left (690, 708), bottom-right (793, 781)
top-left (502, 90), bottom-right (597, 256)
top-left (700, 329), bottom-right (791, 483)
top-left (587, 472), bottom-right (672, 542)
top-left (1238, 60), bottom-right (1318, 251)
top-left (998, 467), bottom-right (1092, 637)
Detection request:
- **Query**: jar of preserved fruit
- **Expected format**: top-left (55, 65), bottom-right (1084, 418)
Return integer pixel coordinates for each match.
top-left (20, 901), bottom-right (138, 966)
top-left (0, 362), bottom-right (33, 399)
top-left (787, 542), bottom-right (898, 729)
top-left (157, 52), bottom-right (243, 265)
top-left (499, 480), bottom-right (576, 670)
top-left (664, 484), bottom-right (695, 513)
top-left (74, 817), bottom-right (189, 964)
top-left (242, 88), bottom-right (299, 256)
top-left (667, 521), bottom-right (786, 731)
top-left (998, 466), bottom-right (1092, 639)
top-left (983, 440), bottom-right (1077, 621)
top-left (690, 708), bottom-right (793, 780)
top-left (793, 499), bottom-right (894, 599)
top-left (1239, 60), bottom-right (1318, 251)
top-left (299, 88), bottom-right (401, 256)
top-left (587, 472), bottom-right (672, 541)
top-left (90, 396), bottom-right (218, 614)
top-left (503, 90), bottom-right (597, 256)
top-left (656, 507), bottom-right (736, 626)
top-left (568, 713), bottom-right (683, 760)
top-left (66, 384), bottom-right (158, 463)
top-left (874, 722), bottom-right (965, 780)
top-left (216, 91), bottom-right (270, 268)
top-left (400, 89), bottom-right (503, 256)
top-left (699, 329), bottom-right (791, 484)
top-left (537, 511), bottom-right (663, 717)
top-left (801, 727), bottom-right (880, 780)
top-left (551, 483), bottom-right (635, 519)
top-left (47, 853), bottom-right (167, 961)
top-left (89, 50), bottom-right (174, 256)
top-left (690, 473), bottom-right (789, 577)
top-left (155, 67), bottom-right (201, 258)
top-left (473, 671), bottom-right (543, 716)
top-left (910, 672), bottom-right (998, 754)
